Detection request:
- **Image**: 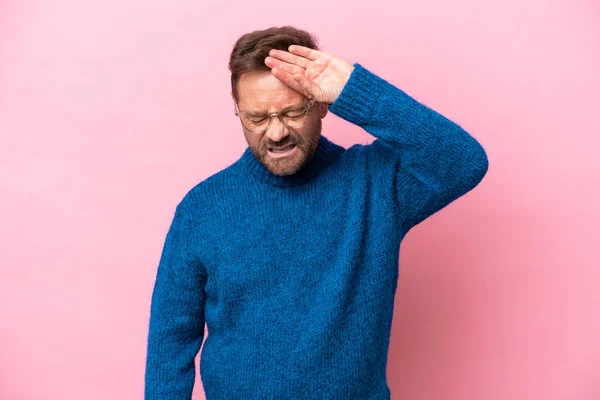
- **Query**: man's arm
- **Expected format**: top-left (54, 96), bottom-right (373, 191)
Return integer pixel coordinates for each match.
top-left (145, 203), bottom-right (207, 399)
top-left (264, 47), bottom-right (488, 231)
top-left (328, 63), bottom-right (489, 229)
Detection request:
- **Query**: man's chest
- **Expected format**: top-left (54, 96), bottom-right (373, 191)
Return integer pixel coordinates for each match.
top-left (195, 182), bottom-right (399, 302)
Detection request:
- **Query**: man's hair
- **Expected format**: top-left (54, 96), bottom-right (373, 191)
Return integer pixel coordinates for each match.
top-left (228, 26), bottom-right (320, 103)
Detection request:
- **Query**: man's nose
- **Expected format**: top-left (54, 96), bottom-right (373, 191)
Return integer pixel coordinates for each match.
top-left (264, 116), bottom-right (289, 142)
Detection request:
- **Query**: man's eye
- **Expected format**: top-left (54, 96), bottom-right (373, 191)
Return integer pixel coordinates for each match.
top-left (285, 111), bottom-right (305, 119)
top-left (248, 116), bottom-right (268, 123)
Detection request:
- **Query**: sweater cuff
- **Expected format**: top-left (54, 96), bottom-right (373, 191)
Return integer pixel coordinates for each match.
top-left (327, 63), bottom-right (390, 126)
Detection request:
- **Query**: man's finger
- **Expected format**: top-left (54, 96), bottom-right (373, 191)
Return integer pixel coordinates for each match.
top-left (271, 68), bottom-right (313, 99)
top-left (270, 67), bottom-right (302, 90)
top-left (288, 45), bottom-right (321, 61)
top-left (268, 49), bottom-right (310, 69)
top-left (292, 73), bottom-right (320, 100)
top-left (265, 56), bottom-right (305, 76)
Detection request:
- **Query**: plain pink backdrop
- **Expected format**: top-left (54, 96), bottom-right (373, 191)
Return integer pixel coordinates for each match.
top-left (1, 1), bottom-right (599, 399)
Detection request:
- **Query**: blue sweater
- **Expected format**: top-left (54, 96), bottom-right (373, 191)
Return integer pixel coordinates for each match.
top-left (145, 63), bottom-right (488, 399)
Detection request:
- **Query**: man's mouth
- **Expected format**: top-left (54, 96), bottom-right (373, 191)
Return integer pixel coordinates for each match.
top-left (267, 143), bottom-right (298, 158)
top-left (269, 144), bottom-right (296, 153)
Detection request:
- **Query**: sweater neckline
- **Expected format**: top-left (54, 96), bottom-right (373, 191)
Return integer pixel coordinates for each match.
top-left (238, 135), bottom-right (345, 188)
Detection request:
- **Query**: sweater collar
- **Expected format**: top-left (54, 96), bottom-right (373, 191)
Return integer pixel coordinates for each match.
top-left (238, 135), bottom-right (345, 188)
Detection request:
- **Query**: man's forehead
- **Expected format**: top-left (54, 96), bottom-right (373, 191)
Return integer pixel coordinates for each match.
top-left (237, 71), bottom-right (304, 110)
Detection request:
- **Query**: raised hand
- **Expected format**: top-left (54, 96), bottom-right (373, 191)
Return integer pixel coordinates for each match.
top-left (264, 45), bottom-right (355, 104)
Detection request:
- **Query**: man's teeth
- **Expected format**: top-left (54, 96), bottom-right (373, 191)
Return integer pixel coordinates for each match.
top-left (271, 145), bottom-right (295, 152)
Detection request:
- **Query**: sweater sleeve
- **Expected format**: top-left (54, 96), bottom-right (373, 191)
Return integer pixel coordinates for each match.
top-left (145, 203), bottom-right (207, 400)
top-left (328, 63), bottom-right (489, 230)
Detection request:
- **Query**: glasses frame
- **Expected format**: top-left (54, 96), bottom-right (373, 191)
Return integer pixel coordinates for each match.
top-left (234, 98), bottom-right (316, 134)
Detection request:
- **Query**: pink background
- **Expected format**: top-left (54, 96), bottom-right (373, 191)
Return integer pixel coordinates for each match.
top-left (1, 1), bottom-right (599, 399)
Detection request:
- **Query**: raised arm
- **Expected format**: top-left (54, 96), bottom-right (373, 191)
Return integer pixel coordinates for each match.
top-left (328, 64), bottom-right (489, 229)
top-left (145, 204), bottom-right (207, 399)
top-left (264, 47), bottom-right (488, 230)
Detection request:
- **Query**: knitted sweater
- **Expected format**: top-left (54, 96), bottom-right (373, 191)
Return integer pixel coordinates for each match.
top-left (144, 63), bottom-right (489, 399)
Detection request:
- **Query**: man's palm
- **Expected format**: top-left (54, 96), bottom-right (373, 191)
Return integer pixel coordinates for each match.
top-left (264, 45), bottom-right (355, 104)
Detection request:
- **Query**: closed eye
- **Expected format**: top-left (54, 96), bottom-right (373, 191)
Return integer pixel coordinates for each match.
top-left (247, 115), bottom-right (268, 123)
top-left (284, 111), bottom-right (305, 119)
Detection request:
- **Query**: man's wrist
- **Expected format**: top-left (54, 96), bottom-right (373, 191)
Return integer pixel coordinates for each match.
top-left (328, 63), bottom-right (389, 126)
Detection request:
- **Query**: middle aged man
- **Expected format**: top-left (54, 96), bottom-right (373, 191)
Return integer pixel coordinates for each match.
top-left (145, 25), bottom-right (489, 400)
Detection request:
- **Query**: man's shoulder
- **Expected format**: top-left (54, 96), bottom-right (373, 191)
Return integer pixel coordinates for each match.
top-left (336, 140), bottom-right (373, 164)
top-left (193, 163), bottom-right (239, 193)
top-left (176, 160), bottom-right (241, 213)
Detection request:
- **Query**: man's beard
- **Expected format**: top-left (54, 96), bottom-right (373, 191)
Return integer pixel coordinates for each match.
top-left (249, 119), bottom-right (321, 176)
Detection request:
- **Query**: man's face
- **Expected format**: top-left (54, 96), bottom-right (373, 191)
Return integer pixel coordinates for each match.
top-left (234, 70), bottom-right (328, 176)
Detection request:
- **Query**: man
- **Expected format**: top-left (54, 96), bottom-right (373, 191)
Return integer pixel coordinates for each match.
top-left (145, 26), bottom-right (488, 400)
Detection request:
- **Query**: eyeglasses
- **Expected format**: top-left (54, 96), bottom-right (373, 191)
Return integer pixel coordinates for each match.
top-left (234, 99), bottom-right (316, 134)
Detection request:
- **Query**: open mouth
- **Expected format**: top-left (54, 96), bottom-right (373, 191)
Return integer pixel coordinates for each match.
top-left (269, 144), bottom-right (295, 152)
top-left (267, 144), bottom-right (298, 158)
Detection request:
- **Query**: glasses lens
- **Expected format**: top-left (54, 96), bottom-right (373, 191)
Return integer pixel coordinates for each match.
top-left (238, 102), bottom-right (312, 133)
top-left (283, 110), bottom-right (309, 128)
top-left (241, 115), bottom-right (270, 133)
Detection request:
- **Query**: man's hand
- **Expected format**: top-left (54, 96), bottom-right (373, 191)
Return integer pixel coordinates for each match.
top-left (264, 45), bottom-right (355, 104)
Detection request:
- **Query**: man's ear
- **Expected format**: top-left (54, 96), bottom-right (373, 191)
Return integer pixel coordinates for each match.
top-left (319, 102), bottom-right (328, 118)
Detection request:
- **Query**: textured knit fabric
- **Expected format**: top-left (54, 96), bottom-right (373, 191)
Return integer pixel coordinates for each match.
top-left (144, 63), bottom-right (489, 400)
